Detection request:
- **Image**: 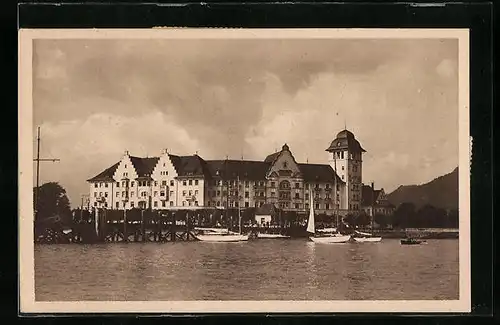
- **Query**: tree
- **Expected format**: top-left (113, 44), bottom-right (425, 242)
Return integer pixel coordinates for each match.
top-left (393, 202), bottom-right (416, 228)
top-left (34, 182), bottom-right (72, 227)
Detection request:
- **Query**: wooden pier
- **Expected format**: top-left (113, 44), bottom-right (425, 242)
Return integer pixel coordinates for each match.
top-left (34, 208), bottom-right (308, 244)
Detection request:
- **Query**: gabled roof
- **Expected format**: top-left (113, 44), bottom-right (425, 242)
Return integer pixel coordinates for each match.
top-left (362, 185), bottom-right (388, 207)
top-left (169, 154), bottom-right (211, 177)
top-left (130, 156), bottom-right (159, 178)
top-left (298, 163), bottom-right (343, 184)
top-left (205, 160), bottom-right (270, 181)
top-left (87, 162), bottom-right (120, 182)
top-left (264, 152), bottom-right (280, 163)
top-left (255, 203), bottom-right (278, 216)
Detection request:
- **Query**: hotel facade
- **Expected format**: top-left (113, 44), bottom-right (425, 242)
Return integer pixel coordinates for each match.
top-left (87, 129), bottom-right (366, 216)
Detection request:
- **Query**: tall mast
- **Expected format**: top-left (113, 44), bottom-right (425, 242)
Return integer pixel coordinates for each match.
top-left (33, 126), bottom-right (60, 218)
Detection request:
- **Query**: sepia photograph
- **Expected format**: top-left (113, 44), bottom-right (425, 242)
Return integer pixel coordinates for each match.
top-left (18, 28), bottom-right (470, 313)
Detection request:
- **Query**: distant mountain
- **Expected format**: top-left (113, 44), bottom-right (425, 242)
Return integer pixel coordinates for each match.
top-left (387, 167), bottom-right (459, 210)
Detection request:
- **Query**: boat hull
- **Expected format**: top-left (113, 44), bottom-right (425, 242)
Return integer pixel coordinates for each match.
top-left (400, 239), bottom-right (422, 245)
top-left (196, 234), bottom-right (248, 242)
top-left (257, 234), bottom-right (290, 239)
top-left (309, 234), bottom-right (351, 243)
top-left (353, 237), bottom-right (382, 242)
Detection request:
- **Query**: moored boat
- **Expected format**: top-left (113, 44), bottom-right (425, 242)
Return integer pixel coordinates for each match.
top-left (400, 238), bottom-right (423, 245)
top-left (257, 233), bottom-right (290, 239)
top-left (306, 189), bottom-right (351, 243)
top-left (196, 233), bottom-right (249, 242)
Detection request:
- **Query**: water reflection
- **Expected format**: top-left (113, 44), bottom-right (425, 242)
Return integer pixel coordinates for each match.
top-left (35, 239), bottom-right (459, 301)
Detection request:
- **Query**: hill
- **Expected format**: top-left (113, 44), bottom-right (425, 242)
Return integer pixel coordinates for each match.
top-left (386, 167), bottom-right (459, 210)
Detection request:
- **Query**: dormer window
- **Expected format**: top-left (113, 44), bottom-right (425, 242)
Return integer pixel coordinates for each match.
top-left (283, 162), bottom-right (288, 168)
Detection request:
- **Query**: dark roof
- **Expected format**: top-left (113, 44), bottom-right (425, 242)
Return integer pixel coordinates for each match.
top-left (362, 185), bottom-right (388, 207)
top-left (130, 156), bottom-right (159, 177)
top-left (205, 160), bottom-right (270, 180)
top-left (255, 203), bottom-right (278, 216)
top-left (325, 129), bottom-right (366, 153)
top-left (264, 152), bottom-right (280, 163)
top-left (88, 154), bottom-right (343, 183)
top-left (87, 162), bottom-right (120, 182)
top-left (169, 154), bottom-right (210, 177)
top-left (298, 163), bottom-right (343, 183)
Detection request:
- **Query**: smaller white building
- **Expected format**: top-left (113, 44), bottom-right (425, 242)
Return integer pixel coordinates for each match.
top-left (255, 203), bottom-right (278, 225)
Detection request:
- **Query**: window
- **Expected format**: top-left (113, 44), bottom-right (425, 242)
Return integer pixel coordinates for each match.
top-left (271, 182), bottom-right (275, 188)
top-left (142, 191), bottom-right (147, 197)
top-left (122, 191), bottom-right (125, 197)
top-left (280, 181), bottom-right (290, 189)
top-left (245, 191), bottom-right (249, 198)
top-left (94, 183), bottom-right (98, 188)
top-left (169, 191), bottom-right (173, 196)
top-left (315, 183), bottom-right (319, 189)
top-left (305, 183), bottom-right (309, 189)
top-left (305, 193), bottom-right (309, 199)
top-left (326, 204), bottom-right (330, 210)
top-left (116, 182), bottom-right (119, 188)
top-left (94, 202), bottom-right (97, 207)
top-left (195, 180), bottom-right (199, 186)
top-left (183, 180), bottom-right (187, 186)
top-left (271, 191), bottom-right (275, 197)
top-left (99, 183), bottom-right (103, 187)
top-left (342, 166), bottom-right (345, 171)
top-left (326, 184), bottom-right (330, 189)
top-left (295, 193), bottom-right (300, 199)
top-left (105, 192), bottom-right (108, 197)
top-left (182, 201), bottom-right (186, 206)
top-left (123, 202), bottom-right (126, 208)
top-left (315, 204), bottom-right (319, 209)
top-left (189, 190), bottom-right (192, 196)
top-left (283, 161), bottom-right (288, 168)
top-left (182, 190), bottom-right (186, 196)
top-left (170, 180), bottom-right (174, 186)
top-left (189, 180), bottom-right (192, 186)
top-left (245, 202), bottom-right (249, 207)
top-left (305, 203), bottom-right (309, 209)
top-left (131, 191), bottom-right (135, 196)
top-left (147, 181), bottom-right (151, 186)
top-left (245, 181), bottom-right (249, 187)
top-left (160, 191), bottom-right (165, 197)
top-left (295, 183), bottom-right (300, 189)
top-left (116, 202), bottom-right (119, 208)
top-left (169, 201), bottom-right (173, 207)
top-left (234, 201), bottom-right (239, 207)
top-left (131, 202), bottom-right (135, 208)
top-left (195, 201), bottom-right (199, 206)
top-left (99, 192), bottom-right (102, 197)
top-left (125, 164), bottom-right (127, 169)
top-left (154, 181), bottom-right (158, 186)
top-left (154, 191), bottom-right (158, 197)
top-left (195, 190), bottom-right (198, 195)
top-left (217, 201), bottom-right (220, 207)
top-left (105, 183), bottom-right (108, 188)
top-left (131, 181), bottom-right (135, 187)
top-left (295, 203), bottom-right (300, 209)
top-left (217, 190), bottom-right (221, 196)
top-left (116, 192), bottom-right (119, 197)
top-left (342, 175), bottom-right (344, 180)
top-left (94, 192), bottom-right (97, 197)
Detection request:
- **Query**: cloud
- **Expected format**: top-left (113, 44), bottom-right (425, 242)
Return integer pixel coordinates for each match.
top-left (35, 111), bottom-right (199, 206)
top-left (32, 37), bottom-right (459, 205)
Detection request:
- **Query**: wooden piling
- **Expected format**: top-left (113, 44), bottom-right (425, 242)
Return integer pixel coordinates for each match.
top-left (141, 210), bottom-right (145, 242)
top-left (170, 213), bottom-right (176, 242)
top-left (123, 208), bottom-right (128, 242)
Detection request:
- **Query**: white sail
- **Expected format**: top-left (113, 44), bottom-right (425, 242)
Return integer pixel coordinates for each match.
top-left (306, 189), bottom-right (315, 234)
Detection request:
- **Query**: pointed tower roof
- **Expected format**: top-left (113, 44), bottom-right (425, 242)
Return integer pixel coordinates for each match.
top-left (326, 129), bottom-right (366, 153)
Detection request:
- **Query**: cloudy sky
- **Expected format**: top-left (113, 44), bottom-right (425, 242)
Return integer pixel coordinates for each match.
top-left (33, 37), bottom-right (458, 207)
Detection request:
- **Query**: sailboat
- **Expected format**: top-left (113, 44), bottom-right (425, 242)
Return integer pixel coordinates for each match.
top-left (307, 189), bottom-right (351, 243)
top-left (353, 182), bottom-right (382, 242)
top-left (195, 176), bottom-right (249, 242)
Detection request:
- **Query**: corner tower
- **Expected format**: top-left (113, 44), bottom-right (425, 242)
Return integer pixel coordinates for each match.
top-left (326, 130), bottom-right (366, 212)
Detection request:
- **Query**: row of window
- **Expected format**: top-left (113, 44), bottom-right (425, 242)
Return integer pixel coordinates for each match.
top-left (94, 178), bottom-right (199, 189)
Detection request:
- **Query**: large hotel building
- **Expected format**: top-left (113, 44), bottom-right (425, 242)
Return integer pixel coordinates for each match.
top-left (87, 129), bottom-right (366, 215)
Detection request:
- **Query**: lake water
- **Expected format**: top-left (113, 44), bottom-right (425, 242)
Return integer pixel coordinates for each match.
top-left (34, 239), bottom-right (459, 301)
